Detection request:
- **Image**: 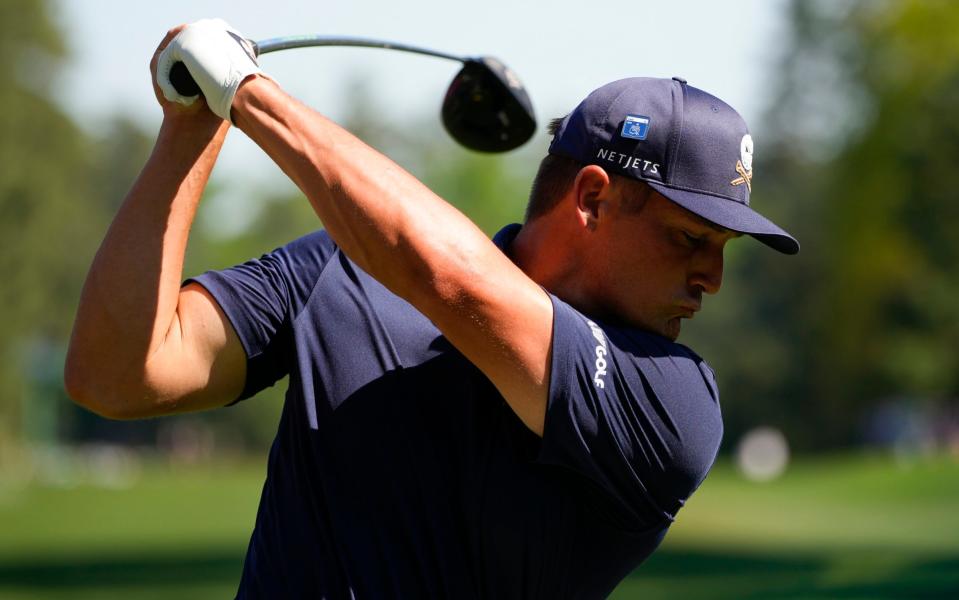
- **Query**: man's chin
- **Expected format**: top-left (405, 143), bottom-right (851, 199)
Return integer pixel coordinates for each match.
top-left (662, 318), bottom-right (683, 341)
top-left (630, 317), bottom-right (682, 341)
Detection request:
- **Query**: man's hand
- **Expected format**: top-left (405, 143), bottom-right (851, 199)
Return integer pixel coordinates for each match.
top-left (150, 26), bottom-right (219, 128)
top-left (155, 19), bottom-right (264, 122)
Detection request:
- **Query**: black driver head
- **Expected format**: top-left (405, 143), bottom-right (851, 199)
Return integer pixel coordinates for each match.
top-left (441, 57), bottom-right (536, 153)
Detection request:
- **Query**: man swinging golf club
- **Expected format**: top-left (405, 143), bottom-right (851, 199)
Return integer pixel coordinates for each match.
top-left (66, 19), bottom-right (798, 599)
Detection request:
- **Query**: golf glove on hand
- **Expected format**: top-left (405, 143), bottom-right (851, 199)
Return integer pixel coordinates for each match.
top-left (156, 19), bottom-right (264, 122)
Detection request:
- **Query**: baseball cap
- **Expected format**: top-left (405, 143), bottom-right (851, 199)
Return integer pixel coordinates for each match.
top-left (548, 77), bottom-right (799, 254)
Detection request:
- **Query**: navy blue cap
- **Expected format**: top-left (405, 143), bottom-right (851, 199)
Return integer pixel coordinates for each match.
top-left (549, 77), bottom-right (799, 254)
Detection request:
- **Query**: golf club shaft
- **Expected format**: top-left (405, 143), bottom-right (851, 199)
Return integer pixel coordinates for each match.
top-left (254, 35), bottom-right (465, 62)
top-left (169, 35), bottom-right (467, 97)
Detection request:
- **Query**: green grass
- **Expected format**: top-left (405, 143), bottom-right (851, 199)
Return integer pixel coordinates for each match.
top-left (612, 454), bottom-right (959, 599)
top-left (0, 459), bottom-right (263, 599)
top-left (0, 454), bottom-right (957, 599)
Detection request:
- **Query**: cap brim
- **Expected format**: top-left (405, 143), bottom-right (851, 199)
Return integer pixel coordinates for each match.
top-left (646, 182), bottom-right (800, 255)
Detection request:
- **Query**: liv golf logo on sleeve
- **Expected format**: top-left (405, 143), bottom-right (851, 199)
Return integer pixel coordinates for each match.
top-left (621, 115), bottom-right (650, 140)
top-left (585, 319), bottom-right (609, 389)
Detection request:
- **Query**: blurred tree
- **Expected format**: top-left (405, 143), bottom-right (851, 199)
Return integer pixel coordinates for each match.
top-left (0, 0), bottom-right (107, 444)
top-left (690, 0), bottom-right (959, 449)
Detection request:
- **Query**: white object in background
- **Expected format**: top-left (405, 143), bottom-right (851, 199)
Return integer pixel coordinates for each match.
top-left (736, 426), bottom-right (790, 482)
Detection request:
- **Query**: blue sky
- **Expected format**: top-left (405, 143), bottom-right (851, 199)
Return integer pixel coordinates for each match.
top-left (52, 0), bottom-right (787, 215)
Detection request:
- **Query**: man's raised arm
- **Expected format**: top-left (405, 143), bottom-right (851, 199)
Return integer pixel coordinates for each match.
top-left (230, 76), bottom-right (555, 433)
top-left (148, 19), bottom-right (555, 434)
top-left (64, 27), bottom-right (246, 419)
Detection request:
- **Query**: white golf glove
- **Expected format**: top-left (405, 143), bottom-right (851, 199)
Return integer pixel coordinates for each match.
top-left (156, 19), bottom-right (264, 122)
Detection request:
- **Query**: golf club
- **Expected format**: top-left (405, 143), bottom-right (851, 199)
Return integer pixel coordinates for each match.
top-left (169, 35), bottom-right (537, 152)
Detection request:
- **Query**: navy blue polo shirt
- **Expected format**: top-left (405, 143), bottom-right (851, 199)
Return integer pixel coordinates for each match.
top-left (189, 224), bottom-right (723, 599)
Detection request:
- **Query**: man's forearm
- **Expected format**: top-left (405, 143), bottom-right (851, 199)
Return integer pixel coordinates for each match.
top-left (65, 117), bottom-right (229, 409)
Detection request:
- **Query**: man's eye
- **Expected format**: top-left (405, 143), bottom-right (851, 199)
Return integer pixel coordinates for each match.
top-left (682, 231), bottom-right (703, 246)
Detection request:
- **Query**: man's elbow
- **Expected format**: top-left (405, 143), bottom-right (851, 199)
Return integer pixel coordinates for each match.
top-left (63, 381), bottom-right (146, 421)
top-left (64, 350), bottom-right (100, 412)
top-left (63, 355), bottom-right (163, 420)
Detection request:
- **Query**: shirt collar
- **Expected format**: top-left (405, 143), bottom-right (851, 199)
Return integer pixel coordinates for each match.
top-left (491, 223), bottom-right (523, 255)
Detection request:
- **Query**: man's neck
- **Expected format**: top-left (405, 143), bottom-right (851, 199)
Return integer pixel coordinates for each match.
top-left (512, 218), bottom-right (602, 316)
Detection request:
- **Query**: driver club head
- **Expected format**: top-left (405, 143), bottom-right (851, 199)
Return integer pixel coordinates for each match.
top-left (441, 57), bottom-right (536, 153)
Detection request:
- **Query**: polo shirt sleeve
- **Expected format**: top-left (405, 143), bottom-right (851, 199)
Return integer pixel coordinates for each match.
top-left (186, 230), bottom-right (337, 402)
top-left (537, 294), bottom-right (724, 528)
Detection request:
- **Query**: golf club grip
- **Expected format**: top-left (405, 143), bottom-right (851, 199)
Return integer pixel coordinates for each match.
top-left (169, 62), bottom-right (201, 96)
top-left (167, 39), bottom-right (260, 97)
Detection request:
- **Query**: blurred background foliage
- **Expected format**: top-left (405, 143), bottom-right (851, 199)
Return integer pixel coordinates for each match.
top-left (682, 0), bottom-right (959, 452)
top-left (1, 0), bottom-right (958, 596)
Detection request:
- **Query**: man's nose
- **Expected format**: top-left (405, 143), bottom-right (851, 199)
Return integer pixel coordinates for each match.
top-left (689, 246), bottom-right (724, 295)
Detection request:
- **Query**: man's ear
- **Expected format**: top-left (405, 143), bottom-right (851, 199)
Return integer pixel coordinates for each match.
top-left (572, 165), bottom-right (612, 231)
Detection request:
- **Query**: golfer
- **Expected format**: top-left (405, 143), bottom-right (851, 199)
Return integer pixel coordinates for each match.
top-left (66, 20), bottom-right (798, 599)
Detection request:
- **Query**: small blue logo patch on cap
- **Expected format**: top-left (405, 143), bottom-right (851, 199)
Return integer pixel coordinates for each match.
top-left (621, 114), bottom-right (651, 140)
